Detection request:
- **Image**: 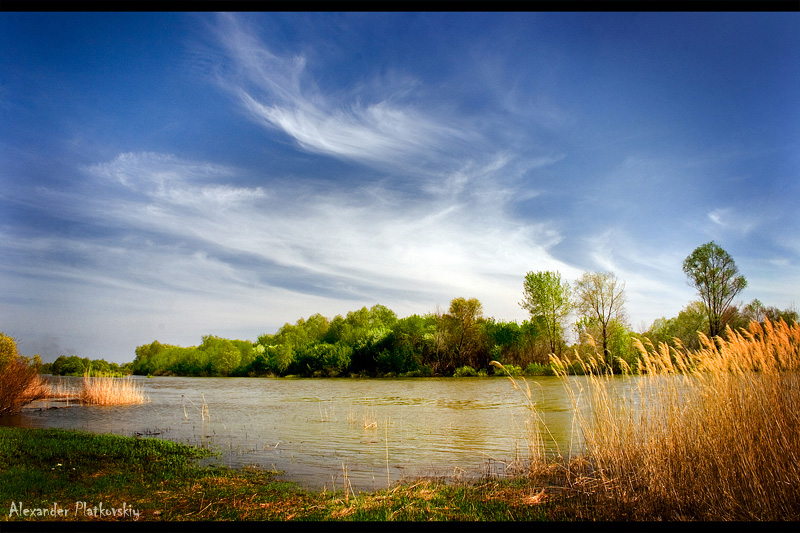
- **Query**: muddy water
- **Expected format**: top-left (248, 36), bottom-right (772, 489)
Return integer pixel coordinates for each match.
top-left (3, 375), bottom-right (597, 491)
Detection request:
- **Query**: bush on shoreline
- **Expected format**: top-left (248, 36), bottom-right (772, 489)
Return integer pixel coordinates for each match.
top-left (0, 333), bottom-right (47, 417)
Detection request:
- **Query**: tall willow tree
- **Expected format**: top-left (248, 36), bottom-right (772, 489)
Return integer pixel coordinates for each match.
top-left (519, 270), bottom-right (572, 356)
top-left (682, 241), bottom-right (747, 338)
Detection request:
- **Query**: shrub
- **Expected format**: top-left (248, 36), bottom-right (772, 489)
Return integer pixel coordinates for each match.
top-left (496, 364), bottom-right (522, 377)
top-left (417, 365), bottom-right (433, 377)
top-left (0, 334), bottom-right (47, 416)
top-left (453, 365), bottom-right (478, 377)
top-left (524, 362), bottom-right (554, 376)
top-left (0, 333), bottom-right (19, 368)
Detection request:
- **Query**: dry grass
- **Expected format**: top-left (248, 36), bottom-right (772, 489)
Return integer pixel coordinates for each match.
top-left (551, 318), bottom-right (800, 520)
top-left (80, 374), bottom-right (148, 406)
top-left (348, 402), bottom-right (378, 430)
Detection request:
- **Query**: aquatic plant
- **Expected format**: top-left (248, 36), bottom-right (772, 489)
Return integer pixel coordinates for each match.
top-left (80, 375), bottom-right (148, 406)
top-left (552, 318), bottom-right (800, 520)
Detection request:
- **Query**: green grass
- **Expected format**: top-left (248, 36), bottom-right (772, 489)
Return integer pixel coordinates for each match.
top-left (0, 427), bottom-right (573, 522)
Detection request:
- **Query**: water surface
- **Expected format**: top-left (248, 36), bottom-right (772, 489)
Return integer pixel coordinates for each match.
top-left (4, 375), bottom-right (593, 490)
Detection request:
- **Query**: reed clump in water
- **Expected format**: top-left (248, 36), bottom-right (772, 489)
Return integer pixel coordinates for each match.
top-left (80, 374), bottom-right (148, 406)
top-left (552, 318), bottom-right (800, 521)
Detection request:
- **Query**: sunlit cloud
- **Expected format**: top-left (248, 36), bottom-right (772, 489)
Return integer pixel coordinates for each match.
top-left (79, 152), bottom-right (575, 322)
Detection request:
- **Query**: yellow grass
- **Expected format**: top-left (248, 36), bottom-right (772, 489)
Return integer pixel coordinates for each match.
top-left (551, 318), bottom-right (800, 520)
top-left (80, 374), bottom-right (148, 406)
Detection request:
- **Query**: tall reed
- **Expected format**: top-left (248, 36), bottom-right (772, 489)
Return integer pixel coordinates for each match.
top-left (490, 361), bottom-right (560, 470)
top-left (81, 374), bottom-right (148, 406)
top-left (552, 318), bottom-right (800, 520)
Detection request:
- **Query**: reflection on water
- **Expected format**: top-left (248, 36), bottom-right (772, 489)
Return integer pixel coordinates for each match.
top-left (3, 375), bottom-right (599, 490)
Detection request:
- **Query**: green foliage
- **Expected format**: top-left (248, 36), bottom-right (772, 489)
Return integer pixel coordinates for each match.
top-left (0, 332), bottom-right (19, 369)
top-left (683, 241), bottom-right (747, 338)
top-left (126, 289), bottom-right (796, 379)
top-left (524, 362), bottom-right (555, 376)
top-left (200, 336), bottom-right (241, 376)
top-left (0, 334), bottom-right (45, 416)
top-left (45, 355), bottom-right (129, 377)
top-left (294, 342), bottom-right (352, 377)
top-left (128, 299), bottom-right (542, 378)
top-left (267, 344), bottom-right (294, 374)
top-left (499, 364), bottom-right (523, 377)
top-left (434, 297), bottom-right (491, 374)
top-left (574, 271), bottom-right (627, 366)
top-left (453, 365), bottom-right (478, 377)
top-left (132, 336), bottom-right (255, 377)
top-left (482, 319), bottom-right (542, 367)
top-left (574, 316), bottom-right (637, 373)
top-left (520, 271), bottom-right (572, 356)
top-left (643, 300), bottom-right (708, 351)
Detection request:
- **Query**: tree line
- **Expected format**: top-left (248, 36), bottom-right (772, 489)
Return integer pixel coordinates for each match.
top-left (39, 355), bottom-right (133, 377)
top-left (131, 303), bottom-right (551, 378)
top-left (125, 241), bottom-right (794, 378)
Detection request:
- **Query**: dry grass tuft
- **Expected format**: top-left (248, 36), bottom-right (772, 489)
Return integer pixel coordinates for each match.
top-left (551, 318), bottom-right (800, 520)
top-left (80, 374), bottom-right (148, 405)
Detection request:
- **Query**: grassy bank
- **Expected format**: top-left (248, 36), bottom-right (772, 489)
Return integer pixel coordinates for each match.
top-left (0, 427), bottom-right (573, 522)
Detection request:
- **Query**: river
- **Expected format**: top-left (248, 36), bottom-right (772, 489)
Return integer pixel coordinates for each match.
top-left (2, 375), bottom-right (600, 491)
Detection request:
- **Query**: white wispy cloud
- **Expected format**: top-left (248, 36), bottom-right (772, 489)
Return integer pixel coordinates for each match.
top-left (579, 227), bottom-right (699, 328)
top-left (78, 151), bottom-right (576, 324)
top-left (707, 207), bottom-right (761, 237)
top-left (212, 13), bottom-right (477, 174)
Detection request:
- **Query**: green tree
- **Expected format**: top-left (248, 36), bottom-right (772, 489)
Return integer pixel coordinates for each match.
top-left (441, 297), bottom-right (489, 372)
top-left (247, 345), bottom-right (272, 376)
top-left (379, 314), bottom-right (436, 375)
top-left (519, 270), bottom-right (572, 356)
top-left (133, 340), bottom-right (167, 375)
top-left (49, 355), bottom-right (92, 376)
top-left (266, 344), bottom-right (294, 374)
top-left (0, 332), bottom-right (19, 369)
top-left (765, 306), bottom-right (799, 326)
top-left (0, 333), bottom-right (45, 416)
top-left (644, 300), bottom-right (708, 351)
top-left (574, 271), bottom-right (627, 366)
top-left (682, 241), bottom-right (747, 338)
top-left (199, 336), bottom-right (241, 376)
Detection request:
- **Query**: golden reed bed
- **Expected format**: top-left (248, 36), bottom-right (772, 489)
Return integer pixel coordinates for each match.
top-left (551, 318), bottom-right (800, 520)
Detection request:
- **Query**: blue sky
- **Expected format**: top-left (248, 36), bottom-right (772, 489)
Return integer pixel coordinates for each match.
top-left (2, 12), bottom-right (799, 363)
